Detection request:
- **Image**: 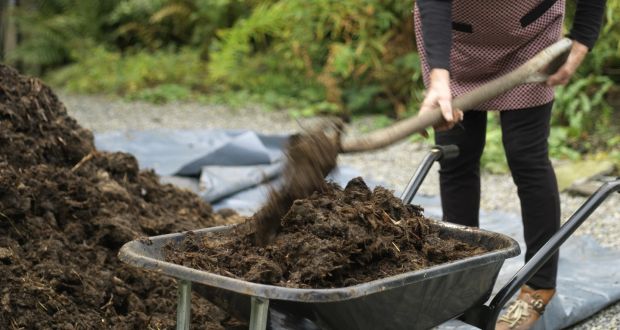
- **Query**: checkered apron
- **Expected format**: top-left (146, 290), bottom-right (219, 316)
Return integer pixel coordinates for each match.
top-left (414, 0), bottom-right (565, 110)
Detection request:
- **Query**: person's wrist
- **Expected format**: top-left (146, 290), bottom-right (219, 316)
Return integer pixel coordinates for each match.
top-left (571, 40), bottom-right (589, 56)
top-left (430, 68), bottom-right (450, 82)
top-left (429, 68), bottom-right (450, 89)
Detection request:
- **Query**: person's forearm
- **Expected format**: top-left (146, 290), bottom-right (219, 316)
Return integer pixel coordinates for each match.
top-left (569, 0), bottom-right (606, 49)
top-left (417, 0), bottom-right (453, 71)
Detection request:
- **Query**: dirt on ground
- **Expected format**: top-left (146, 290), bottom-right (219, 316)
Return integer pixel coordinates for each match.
top-left (0, 65), bottom-right (239, 329)
top-left (165, 177), bottom-right (490, 288)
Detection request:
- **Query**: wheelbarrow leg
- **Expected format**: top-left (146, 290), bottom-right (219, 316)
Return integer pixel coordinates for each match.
top-left (176, 279), bottom-right (192, 330)
top-left (249, 296), bottom-right (269, 330)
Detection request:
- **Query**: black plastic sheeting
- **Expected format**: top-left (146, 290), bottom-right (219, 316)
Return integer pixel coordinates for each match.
top-left (96, 129), bottom-right (366, 214)
top-left (96, 129), bottom-right (286, 176)
top-left (98, 129), bottom-right (620, 329)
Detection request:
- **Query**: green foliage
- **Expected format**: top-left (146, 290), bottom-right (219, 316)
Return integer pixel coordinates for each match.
top-left (553, 75), bottom-right (614, 144)
top-left (130, 84), bottom-right (192, 104)
top-left (207, 0), bottom-right (422, 118)
top-left (11, 0), bottom-right (249, 70)
top-left (11, 0), bottom-right (620, 168)
top-left (10, 0), bottom-right (119, 70)
top-left (48, 46), bottom-right (204, 97)
top-left (200, 90), bottom-right (314, 113)
top-left (108, 0), bottom-right (248, 52)
top-left (548, 126), bottom-right (582, 160)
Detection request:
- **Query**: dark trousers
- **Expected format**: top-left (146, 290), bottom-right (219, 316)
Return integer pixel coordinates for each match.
top-left (435, 101), bottom-right (560, 289)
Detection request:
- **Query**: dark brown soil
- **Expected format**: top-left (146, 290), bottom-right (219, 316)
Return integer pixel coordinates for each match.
top-left (253, 131), bottom-right (338, 245)
top-left (165, 177), bottom-right (489, 288)
top-left (0, 65), bottom-right (239, 329)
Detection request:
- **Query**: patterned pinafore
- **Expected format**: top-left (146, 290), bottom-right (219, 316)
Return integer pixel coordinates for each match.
top-left (414, 0), bottom-right (565, 110)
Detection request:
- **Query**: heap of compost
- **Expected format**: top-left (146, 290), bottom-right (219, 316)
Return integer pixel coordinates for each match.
top-left (165, 177), bottom-right (490, 288)
top-left (0, 65), bottom-right (238, 329)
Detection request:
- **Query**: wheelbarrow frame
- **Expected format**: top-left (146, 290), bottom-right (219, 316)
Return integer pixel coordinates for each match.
top-left (399, 146), bottom-right (620, 329)
top-left (119, 144), bottom-right (620, 329)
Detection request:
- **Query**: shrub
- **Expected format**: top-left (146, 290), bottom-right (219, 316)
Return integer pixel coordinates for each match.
top-left (48, 46), bottom-right (205, 96)
top-left (207, 0), bottom-right (422, 118)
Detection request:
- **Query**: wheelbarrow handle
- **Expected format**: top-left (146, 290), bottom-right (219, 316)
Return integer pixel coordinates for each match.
top-left (462, 178), bottom-right (620, 330)
top-left (400, 145), bottom-right (459, 204)
top-left (341, 38), bottom-right (573, 153)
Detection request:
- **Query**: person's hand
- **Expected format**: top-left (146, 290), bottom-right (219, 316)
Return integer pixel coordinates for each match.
top-left (418, 69), bottom-right (463, 136)
top-left (546, 41), bottom-right (589, 86)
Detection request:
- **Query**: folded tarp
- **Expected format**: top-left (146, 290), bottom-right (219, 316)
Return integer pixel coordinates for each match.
top-left (95, 129), bottom-right (364, 214)
top-left (95, 129), bottom-right (287, 176)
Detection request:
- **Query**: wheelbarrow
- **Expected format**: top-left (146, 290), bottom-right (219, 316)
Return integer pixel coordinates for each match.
top-left (118, 143), bottom-right (620, 330)
top-left (118, 37), bottom-right (620, 329)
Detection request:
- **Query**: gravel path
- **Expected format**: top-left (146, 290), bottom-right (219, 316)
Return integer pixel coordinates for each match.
top-left (63, 94), bottom-right (619, 329)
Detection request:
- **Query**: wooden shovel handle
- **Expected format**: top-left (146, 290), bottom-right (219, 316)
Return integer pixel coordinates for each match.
top-left (340, 38), bottom-right (573, 153)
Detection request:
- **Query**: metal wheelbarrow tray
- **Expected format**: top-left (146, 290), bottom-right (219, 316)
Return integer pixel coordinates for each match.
top-left (120, 219), bottom-right (519, 330)
top-left (119, 145), bottom-right (620, 330)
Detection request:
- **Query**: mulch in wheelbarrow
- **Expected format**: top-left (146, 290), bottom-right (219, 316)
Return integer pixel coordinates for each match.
top-left (0, 64), bottom-right (240, 329)
top-left (165, 177), bottom-right (491, 289)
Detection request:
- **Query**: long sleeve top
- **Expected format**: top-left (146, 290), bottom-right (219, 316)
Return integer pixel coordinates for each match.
top-left (417, 0), bottom-right (607, 70)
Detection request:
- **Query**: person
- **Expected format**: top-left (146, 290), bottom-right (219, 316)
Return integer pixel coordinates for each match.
top-left (413, 0), bottom-right (606, 329)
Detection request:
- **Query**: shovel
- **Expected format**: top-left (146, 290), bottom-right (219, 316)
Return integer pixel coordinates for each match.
top-left (254, 38), bottom-right (573, 245)
top-left (339, 37), bottom-right (573, 153)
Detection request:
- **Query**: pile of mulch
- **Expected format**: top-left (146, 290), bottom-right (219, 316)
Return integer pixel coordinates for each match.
top-left (165, 177), bottom-right (490, 289)
top-left (0, 65), bottom-right (239, 329)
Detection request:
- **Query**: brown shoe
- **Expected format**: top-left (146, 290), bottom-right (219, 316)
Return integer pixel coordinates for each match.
top-left (495, 285), bottom-right (556, 330)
